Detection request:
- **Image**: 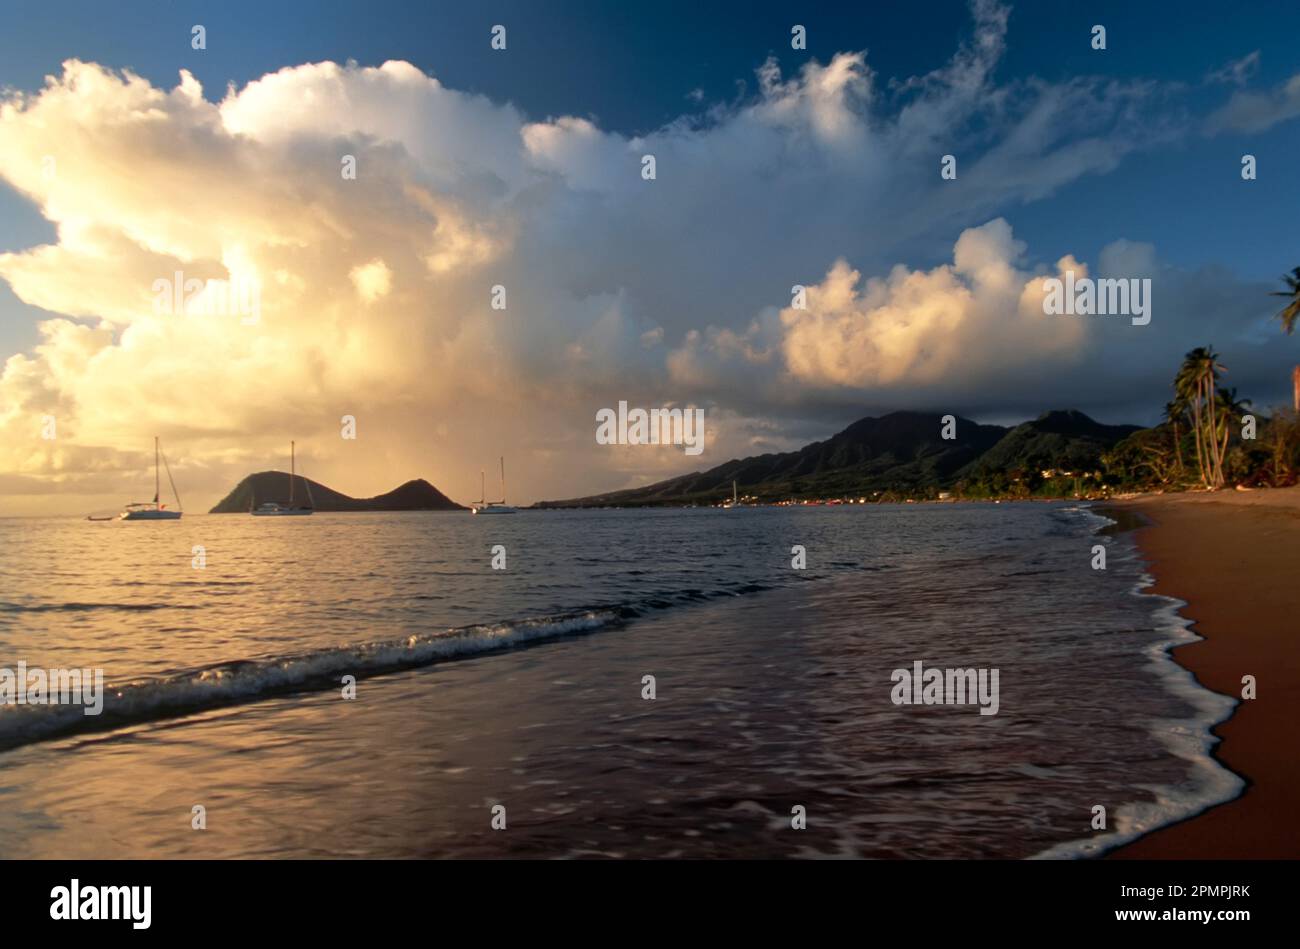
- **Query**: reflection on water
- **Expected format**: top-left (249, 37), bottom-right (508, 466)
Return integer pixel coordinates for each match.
top-left (0, 505), bottom-right (1237, 857)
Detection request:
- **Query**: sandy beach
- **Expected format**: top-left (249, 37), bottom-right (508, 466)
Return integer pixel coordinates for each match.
top-left (1109, 486), bottom-right (1300, 859)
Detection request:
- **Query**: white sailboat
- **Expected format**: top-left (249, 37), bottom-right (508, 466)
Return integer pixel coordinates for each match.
top-left (120, 437), bottom-right (183, 520)
top-left (251, 440), bottom-right (315, 516)
top-left (471, 457), bottom-right (517, 514)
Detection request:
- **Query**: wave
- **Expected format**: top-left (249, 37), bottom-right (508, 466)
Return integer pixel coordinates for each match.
top-left (0, 558), bottom-right (857, 754)
top-left (0, 610), bottom-right (621, 752)
top-left (1029, 504), bottom-right (1245, 859)
top-left (0, 601), bottom-right (201, 614)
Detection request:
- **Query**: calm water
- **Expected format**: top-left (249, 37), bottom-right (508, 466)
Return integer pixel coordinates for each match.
top-left (0, 504), bottom-right (1240, 858)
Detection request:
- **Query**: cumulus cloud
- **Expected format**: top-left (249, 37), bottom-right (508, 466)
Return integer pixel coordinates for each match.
top-left (669, 219), bottom-right (1096, 406)
top-left (777, 219), bottom-right (1086, 389)
top-left (0, 4), bottom-right (1288, 512)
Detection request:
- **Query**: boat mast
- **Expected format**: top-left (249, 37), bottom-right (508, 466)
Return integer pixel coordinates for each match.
top-left (154, 436), bottom-right (160, 504)
top-left (500, 456), bottom-right (506, 504)
top-left (161, 446), bottom-right (182, 513)
top-left (479, 470), bottom-right (485, 506)
top-left (290, 440), bottom-right (295, 506)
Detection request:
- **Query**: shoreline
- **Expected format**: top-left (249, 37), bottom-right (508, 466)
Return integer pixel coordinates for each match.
top-left (1106, 487), bottom-right (1300, 859)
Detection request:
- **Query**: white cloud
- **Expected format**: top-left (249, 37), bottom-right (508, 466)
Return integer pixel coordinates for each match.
top-left (684, 219), bottom-right (1088, 393)
top-left (350, 258), bottom-right (392, 303)
top-left (1206, 51), bottom-right (1261, 88)
top-left (1206, 72), bottom-right (1300, 134)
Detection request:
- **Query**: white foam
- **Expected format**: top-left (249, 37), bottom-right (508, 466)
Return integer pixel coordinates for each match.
top-left (0, 610), bottom-right (618, 750)
top-left (1030, 507), bottom-right (1245, 859)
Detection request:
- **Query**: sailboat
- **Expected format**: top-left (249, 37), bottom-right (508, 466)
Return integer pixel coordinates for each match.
top-left (120, 437), bottom-right (183, 520)
top-left (251, 440), bottom-right (315, 516)
top-left (471, 457), bottom-right (517, 514)
top-left (721, 480), bottom-right (739, 509)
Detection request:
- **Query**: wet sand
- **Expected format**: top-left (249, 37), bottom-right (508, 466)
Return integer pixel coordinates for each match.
top-left (1109, 487), bottom-right (1300, 859)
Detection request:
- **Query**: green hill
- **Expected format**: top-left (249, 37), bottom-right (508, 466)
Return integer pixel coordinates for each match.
top-left (537, 409), bottom-right (1141, 507)
top-left (537, 411), bottom-right (1008, 506)
top-left (959, 410), bottom-right (1142, 480)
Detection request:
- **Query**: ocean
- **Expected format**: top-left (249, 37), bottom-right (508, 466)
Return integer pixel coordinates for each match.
top-left (0, 503), bottom-right (1241, 858)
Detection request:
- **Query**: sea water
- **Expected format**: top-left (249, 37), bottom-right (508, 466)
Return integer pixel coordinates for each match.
top-left (0, 504), bottom-right (1241, 858)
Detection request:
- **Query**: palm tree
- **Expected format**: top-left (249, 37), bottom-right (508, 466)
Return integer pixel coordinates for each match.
top-left (1217, 386), bottom-right (1251, 418)
top-left (1175, 347), bottom-right (1227, 488)
top-left (1162, 399), bottom-right (1187, 477)
top-left (1215, 386), bottom-right (1251, 483)
top-left (1270, 267), bottom-right (1300, 412)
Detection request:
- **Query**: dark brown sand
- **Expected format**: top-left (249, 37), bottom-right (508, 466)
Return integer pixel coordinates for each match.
top-left (1108, 487), bottom-right (1300, 859)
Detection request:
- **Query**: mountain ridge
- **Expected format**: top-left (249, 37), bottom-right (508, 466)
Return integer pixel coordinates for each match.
top-left (536, 409), bottom-right (1139, 507)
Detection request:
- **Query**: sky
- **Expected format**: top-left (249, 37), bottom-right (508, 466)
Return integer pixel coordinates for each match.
top-left (1, 0), bottom-right (1299, 513)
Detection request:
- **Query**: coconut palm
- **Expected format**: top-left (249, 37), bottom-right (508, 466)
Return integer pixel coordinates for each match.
top-left (1175, 347), bottom-right (1227, 488)
top-left (1162, 399), bottom-right (1187, 477)
top-left (1217, 386), bottom-right (1250, 417)
top-left (1215, 386), bottom-right (1251, 483)
top-left (1270, 267), bottom-right (1300, 411)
